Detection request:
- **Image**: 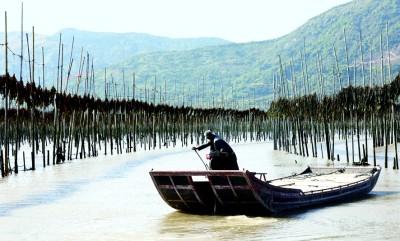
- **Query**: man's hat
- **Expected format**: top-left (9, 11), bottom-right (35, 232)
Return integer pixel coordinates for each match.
top-left (204, 130), bottom-right (215, 140)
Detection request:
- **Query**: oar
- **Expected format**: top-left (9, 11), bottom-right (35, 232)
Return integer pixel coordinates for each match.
top-left (194, 149), bottom-right (209, 170)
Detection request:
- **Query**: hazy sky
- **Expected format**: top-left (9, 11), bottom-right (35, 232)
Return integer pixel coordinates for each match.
top-left (1, 0), bottom-right (351, 42)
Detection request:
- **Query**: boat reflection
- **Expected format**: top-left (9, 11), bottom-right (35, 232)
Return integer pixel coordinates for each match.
top-left (157, 211), bottom-right (281, 240)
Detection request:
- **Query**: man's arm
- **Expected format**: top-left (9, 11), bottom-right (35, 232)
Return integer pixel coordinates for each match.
top-left (195, 141), bottom-right (211, 151)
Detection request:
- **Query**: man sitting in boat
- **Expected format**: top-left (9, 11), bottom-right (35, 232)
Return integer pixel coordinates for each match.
top-left (192, 130), bottom-right (239, 170)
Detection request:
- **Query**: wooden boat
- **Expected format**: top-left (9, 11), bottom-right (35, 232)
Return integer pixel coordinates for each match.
top-left (150, 166), bottom-right (381, 214)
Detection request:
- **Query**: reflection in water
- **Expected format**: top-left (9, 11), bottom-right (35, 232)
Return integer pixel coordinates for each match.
top-left (0, 141), bottom-right (399, 240)
top-left (0, 179), bottom-right (88, 217)
top-left (157, 211), bottom-right (280, 240)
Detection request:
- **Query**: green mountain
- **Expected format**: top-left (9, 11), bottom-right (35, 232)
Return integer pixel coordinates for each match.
top-left (0, 29), bottom-right (230, 85)
top-left (46, 29), bottom-right (232, 67)
top-left (104, 0), bottom-right (400, 109)
top-left (2, 0), bottom-right (400, 110)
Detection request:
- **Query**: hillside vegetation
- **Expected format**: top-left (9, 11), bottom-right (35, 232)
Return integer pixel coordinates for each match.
top-left (0, 29), bottom-right (230, 86)
top-left (105, 0), bottom-right (400, 109)
top-left (2, 0), bottom-right (400, 109)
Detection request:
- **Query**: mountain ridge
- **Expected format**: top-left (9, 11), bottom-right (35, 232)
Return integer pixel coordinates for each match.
top-left (2, 0), bottom-right (400, 109)
top-left (104, 0), bottom-right (400, 108)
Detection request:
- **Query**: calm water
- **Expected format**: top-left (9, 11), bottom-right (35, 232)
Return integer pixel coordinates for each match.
top-left (0, 141), bottom-right (399, 241)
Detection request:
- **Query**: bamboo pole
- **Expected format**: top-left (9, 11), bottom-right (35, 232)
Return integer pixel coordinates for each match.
top-left (4, 11), bottom-right (9, 175)
top-left (386, 22), bottom-right (391, 82)
top-left (65, 36), bottom-right (74, 93)
top-left (60, 44), bottom-right (64, 92)
top-left (359, 30), bottom-right (368, 163)
top-left (132, 72), bottom-right (135, 100)
top-left (380, 30), bottom-right (385, 86)
top-left (15, 3), bottom-right (23, 174)
top-left (344, 28), bottom-right (351, 87)
top-left (31, 26), bottom-right (36, 170)
top-left (333, 45), bottom-right (342, 89)
top-left (56, 33), bottom-right (61, 90)
top-left (20, 4), bottom-right (23, 82)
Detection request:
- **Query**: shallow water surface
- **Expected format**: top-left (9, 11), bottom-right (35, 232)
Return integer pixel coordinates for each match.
top-left (0, 142), bottom-right (399, 240)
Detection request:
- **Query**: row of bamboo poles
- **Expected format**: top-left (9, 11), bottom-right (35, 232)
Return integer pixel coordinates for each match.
top-left (0, 74), bottom-right (269, 178)
top-left (269, 75), bottom-right (400, 170)
top-left (269, 24), bottom-right (400, 170)
top-left (2, 7), bottom-right (400, 180)
top-left (0, 8), bottom-right (272, 178)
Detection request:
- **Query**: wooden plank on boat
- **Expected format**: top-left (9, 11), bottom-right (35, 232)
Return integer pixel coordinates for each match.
top-left (168, 176), bottom-right (189, 208)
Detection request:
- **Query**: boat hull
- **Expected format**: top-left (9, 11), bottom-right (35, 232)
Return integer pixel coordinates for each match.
top-left (149, 166), bottom-right (381, 215)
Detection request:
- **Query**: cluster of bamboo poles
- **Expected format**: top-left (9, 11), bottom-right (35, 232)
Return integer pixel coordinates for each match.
top-left (0, 74), bottom-right (270, 178)
top-left (0, 8), bottom-right (273, 178)
top-left (2, 6), bottom-right (400, 181)
top-left (269, 73), bottom-right (400, 170)
top-left (268, 23), bottom-right (400, 170)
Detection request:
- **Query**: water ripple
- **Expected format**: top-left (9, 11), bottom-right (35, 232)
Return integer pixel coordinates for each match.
top-left (0, 179), bottom-right (88, 217)
top-left (0, 149), bottom-right (188, 217)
